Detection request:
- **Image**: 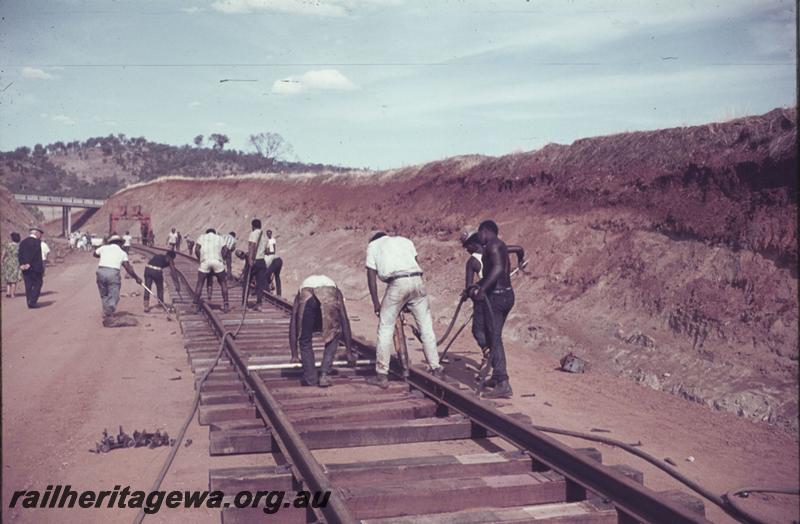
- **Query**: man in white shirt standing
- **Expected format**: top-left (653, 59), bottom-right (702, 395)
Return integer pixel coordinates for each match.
top-left (365, 232), bottom-right (443, 388)
top-left (194, 228), bottom-right (230, 313)
top-left (265, 229), bottom-right (276, 255)
top-left (39, 235), bottom-right (51, 291)
top-left (122, 231), bottom-right (133, 253)
top-left (167, 228), bottom-right (178, 251)
top-left (94, 235), bottom-right (142, 325)
top-left (246, 219), bottom-right (268, 311)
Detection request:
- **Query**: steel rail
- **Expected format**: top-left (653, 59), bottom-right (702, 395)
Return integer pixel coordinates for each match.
top-left (133, 245), bottom-right (710, 524)
top-left (132, 244), bottom-right (358, 524)
top-left (259, 291), bottom-right (712, 524)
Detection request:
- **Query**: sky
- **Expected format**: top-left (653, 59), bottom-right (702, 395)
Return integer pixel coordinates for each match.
top-left (0, 0), bottom-right (796, 169)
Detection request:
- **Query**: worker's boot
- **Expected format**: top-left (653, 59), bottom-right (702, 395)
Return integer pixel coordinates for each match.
top-left (144, 303), bottom-right (150, 313)
top-left (366, 373), bottom-right (390, 389)
top-left (318, 374), bottom-right (332, 388)
top-left (430, 367), bottom-right (445, 379)
top-left (482, 380), bottom-right (513, 399)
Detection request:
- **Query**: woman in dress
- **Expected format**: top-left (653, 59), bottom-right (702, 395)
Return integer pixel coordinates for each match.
top-left (1, 232), bottom-right (22, 298)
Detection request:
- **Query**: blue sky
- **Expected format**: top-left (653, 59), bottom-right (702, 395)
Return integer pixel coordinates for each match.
top-left (0, 0), bottom-right (795, 169)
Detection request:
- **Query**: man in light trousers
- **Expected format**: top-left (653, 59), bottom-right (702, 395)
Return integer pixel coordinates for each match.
top-left (94, 235), bottom-right (142, 325)
top-left (365, 232), bottom-right (443, 388)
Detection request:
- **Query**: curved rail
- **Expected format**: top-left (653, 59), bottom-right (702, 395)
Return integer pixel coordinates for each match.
top-left (133, 244), bottom-right (357, 523)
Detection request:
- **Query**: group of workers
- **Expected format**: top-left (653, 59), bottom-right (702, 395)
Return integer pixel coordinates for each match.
top-left (80, 216), bottom-right (523, 398)
top-left (287, 219), bottom-right (523, 399)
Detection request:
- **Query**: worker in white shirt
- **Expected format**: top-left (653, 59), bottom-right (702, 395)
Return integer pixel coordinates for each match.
top-left (246, 219), bottom-right (267, 311)
top-left (122, 231), bottom-right (133, 253)
top-left (262, 229), bottom-right (282, 295)
top-left (39, 236), bottom-right (51, 291)
top-left (167, 228), bottom-right (178, 251)
top-left (289, 274), bottom-right (354, 387)
top-left (194, 228), bottom-right (230, 313)
top-left (265, 229), bottom-right (276, 255)
top-left (94, 235), bottom-right (142, 325)
top-left (221, 231), bottom-right (237, 279)
top-left (365, 232), bottom-right (443, 388)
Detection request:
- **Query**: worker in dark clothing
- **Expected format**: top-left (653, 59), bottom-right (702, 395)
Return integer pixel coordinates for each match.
top-left (289, 275), bottom-right (355, 387)
top-left (17, 226), bottom-right (45, 309)
top-left (468, 219), bottom-right (525, 399)
top-left (461, 228), bottom-right (525, 378)
top-left (143, 250), bottom-right (181, 312)
top-left (265, 256), bottom-right (283, 296)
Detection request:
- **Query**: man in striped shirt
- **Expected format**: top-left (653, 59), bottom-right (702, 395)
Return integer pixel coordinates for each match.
top-left (221, 231), bottom-right (237, 279)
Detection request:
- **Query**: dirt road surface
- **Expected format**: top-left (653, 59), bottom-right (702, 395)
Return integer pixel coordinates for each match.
top-left (1, 251), bottom-right (263, 523)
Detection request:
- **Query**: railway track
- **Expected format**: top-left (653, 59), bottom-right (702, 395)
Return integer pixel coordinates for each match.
top-left (133, 245), bottom-right (711, 524)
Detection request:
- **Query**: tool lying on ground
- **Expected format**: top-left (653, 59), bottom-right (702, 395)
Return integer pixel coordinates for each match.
top-left (103, 314), bottom-right (139, 328)
top-left (138, 282), bottom-right (174, 320)
top-left (90, 426), bottom-right (175, 453)
top-left (560, 352), bottom-right (587, 373)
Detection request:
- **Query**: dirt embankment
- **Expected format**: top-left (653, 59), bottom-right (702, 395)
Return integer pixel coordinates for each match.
top-left (0, 185), bottom-right (36, 240)
top-left (87, 107), bottom-right (798, 431)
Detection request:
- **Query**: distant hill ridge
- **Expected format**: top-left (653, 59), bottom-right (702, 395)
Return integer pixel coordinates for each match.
top-left (0, 134), bottom-right (355, 199)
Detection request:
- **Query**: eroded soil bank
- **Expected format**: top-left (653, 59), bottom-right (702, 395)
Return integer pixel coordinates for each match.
top-left (88, 108), bottom-right (798, 431)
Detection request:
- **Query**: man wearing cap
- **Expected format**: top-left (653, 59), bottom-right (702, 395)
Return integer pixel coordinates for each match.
top-left (289, 274), bottom-right (355, 387)
top-left (194, 228), bottom-right (230, 313)
top-left (17, 226), bottom-right (46, 308)
top-left (94, 235), bottom-right (142, 324)
top-left (365, 232), bottom-right (443, 388)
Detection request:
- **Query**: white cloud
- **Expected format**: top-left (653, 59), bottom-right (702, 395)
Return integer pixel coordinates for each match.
top-left (51, 114), bottom-right (76, 125)
top-left (181, 6), bottom-right (205, 13)
top-left (272, 69), bottom-right (357, 94)
top-left (188, 100), bottom-right (202, 108)
top-left (21, 67), bottom-right (54, 80)
top-left (211, 0), bottom-right (399, 17)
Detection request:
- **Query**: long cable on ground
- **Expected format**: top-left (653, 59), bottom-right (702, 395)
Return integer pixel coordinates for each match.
top-left (133, 251), bottom-right (252, 524)
top-left (724, 487), bottom-right (800, 523)
top-left (526, 424), bottom-right (798, 523)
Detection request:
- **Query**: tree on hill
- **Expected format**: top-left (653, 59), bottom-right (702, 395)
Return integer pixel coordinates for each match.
top-left (193, 134), bottom-right (204, 147)
top-left (209, 133), bottom-right (229, 150)
top-left (249, 132), bottom-right (293, 161)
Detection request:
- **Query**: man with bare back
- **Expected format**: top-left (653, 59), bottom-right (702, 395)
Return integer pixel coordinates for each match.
top-left (468, 219), bottom-right (521, 399)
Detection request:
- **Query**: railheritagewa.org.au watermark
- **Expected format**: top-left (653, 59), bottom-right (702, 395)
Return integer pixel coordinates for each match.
top-left (10, 485), bottom-right (331, 514)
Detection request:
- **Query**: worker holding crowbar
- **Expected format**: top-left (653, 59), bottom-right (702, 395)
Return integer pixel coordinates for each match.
top-left (142, 250), bottom-right (181, 315)
top-left (364, 232), bottom-right (444, 389)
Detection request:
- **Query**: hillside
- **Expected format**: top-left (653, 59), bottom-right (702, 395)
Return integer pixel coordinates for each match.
top-left (0, 185), bottom-right (36, 241)
top-left (0, 135), bottom-right (354, 199)
top-left (87, 107), bottom-right (798, 430)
